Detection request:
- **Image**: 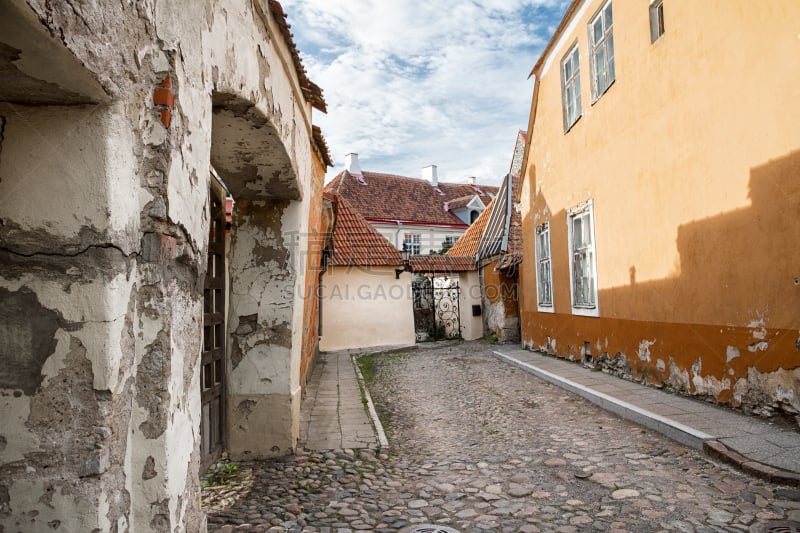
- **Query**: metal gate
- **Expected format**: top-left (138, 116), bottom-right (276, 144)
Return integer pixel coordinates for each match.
top-left (412, 279), bottom-right (461, 341)
top-left (201, 185), bottom-right (227, 470)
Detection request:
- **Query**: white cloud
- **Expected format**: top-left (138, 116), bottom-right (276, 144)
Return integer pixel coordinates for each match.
top-left (281, 0), bottom-right (568, 185)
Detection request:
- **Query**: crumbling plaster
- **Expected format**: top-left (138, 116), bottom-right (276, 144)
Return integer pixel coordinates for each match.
top-left (1, 0), bottom-right (320, 530)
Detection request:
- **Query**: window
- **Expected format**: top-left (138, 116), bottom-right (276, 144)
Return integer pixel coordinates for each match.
top-left (535, 223), bottom-right (554, 311)
top-left (561, 44), bottom-right (582, 131)
top-left (649, 0), bottom-right (664, 43)
top-left (589, 0), bottom-right (615, 101)
top-left (403, 233), bottom-right (421, 255)
top-left (568, 201), bottom-right (598, 315)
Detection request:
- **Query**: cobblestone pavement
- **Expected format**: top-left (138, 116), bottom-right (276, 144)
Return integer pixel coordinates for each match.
top-left (203, 342), bottom-right (800, 532)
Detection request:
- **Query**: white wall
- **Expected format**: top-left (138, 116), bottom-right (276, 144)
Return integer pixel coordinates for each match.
top-left (458, 271), bottom-right (483, 340)
top-left (320, 267), bottom-right (415, 352)
top-left (372, 223), bottom-right (465, 255)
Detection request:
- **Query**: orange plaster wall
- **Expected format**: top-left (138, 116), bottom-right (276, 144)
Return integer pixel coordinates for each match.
top-left (484, 265), bottom-right (519, 317)
top-left (519, 1), bottom-right (800, 415)
top-left (299, 152), bottom-right (326, 387)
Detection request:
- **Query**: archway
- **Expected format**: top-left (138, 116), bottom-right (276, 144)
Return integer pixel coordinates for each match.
top-left (208, 92), bottom-right (303, 462)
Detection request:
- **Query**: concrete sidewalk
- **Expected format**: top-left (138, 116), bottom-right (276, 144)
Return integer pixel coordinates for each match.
top-left (298, 352), bottom-right (381, 450)
top-left (493, 346), bottom-right (800, 486)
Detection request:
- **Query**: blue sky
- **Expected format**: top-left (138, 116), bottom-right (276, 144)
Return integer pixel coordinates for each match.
top-left (280, 0), bottom-right (570, 185)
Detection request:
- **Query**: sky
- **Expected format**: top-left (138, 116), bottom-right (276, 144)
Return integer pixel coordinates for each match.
top-left (280, 0), bottom-right (570, 185)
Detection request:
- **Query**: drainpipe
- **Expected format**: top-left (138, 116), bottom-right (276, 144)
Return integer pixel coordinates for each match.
top-left (393, 220), bottom-right (403, 248)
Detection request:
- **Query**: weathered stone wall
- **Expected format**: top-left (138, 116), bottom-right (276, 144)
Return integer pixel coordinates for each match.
top-left (0, 0), bottom-right (323, 530)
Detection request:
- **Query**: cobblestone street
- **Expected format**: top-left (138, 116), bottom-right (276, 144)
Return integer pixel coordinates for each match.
top-left (203, 342), bottom-right (800, 532)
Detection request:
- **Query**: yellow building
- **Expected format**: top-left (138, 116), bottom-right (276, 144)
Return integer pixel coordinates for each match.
top-left (519, 1), bottom-right (800, 418)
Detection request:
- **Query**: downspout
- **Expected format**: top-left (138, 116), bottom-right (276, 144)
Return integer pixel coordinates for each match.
top-left (393, 220), bottom-right (404, 248)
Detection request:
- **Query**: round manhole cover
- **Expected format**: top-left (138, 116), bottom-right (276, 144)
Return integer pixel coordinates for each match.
top-left (762, 521), bottom-right (800, 533)
top-left (398, 526), bottom-right (462, 533)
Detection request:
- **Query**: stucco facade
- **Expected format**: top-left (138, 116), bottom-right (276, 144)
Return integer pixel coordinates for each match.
top-left (456, 271), bottom-right (484, 341)
top-left (519, 1), bottom-right (800, 420)
top-left (319, 268), bottom-right (416, 353)
top-left (0, 0), bottom-right (327, 530)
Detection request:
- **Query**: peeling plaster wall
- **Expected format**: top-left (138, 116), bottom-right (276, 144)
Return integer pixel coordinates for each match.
top-left (518, 1), bottom-right (800, 423)
top-left (0, 0), bottom-right (321, 530)
top-left (481, 265), bottom-right (520, 344)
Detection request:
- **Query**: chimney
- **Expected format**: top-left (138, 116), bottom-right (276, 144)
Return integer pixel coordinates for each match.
top-left (469, 176), bottom-right (476, 186)
top-left (422, 164), bottom-right (438, 186)
top-left (345, 153), bottom-right (362, 175)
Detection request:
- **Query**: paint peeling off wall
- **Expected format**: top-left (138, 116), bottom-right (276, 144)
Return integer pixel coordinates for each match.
top-left (734, 367), bottom-right (800, 418)
top-left (637, 339), bottom-right (655, 363)
top-left (0, 0), bottom-right (324, 529)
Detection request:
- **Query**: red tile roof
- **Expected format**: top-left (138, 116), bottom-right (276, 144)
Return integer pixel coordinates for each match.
top-left (268, 1), bottom-right (327, 112)
top-left (312, 125), bottom-right (332, 168)
top-left (446, 197), bottom-right (496, 258)
top-left (325, 171), bottom-right (498, 227)
top-left (409, 255), bottom-right (475, 273)
top-left (328, 195), bottom-right (403, 267)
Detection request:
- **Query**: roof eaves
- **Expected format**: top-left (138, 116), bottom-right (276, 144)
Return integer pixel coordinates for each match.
top-left (312, 125), bottom-right (333, 168)
top-left (268, 0), bottom-right (328, 113)
top-left (530, 0), bottom-right (583, 78)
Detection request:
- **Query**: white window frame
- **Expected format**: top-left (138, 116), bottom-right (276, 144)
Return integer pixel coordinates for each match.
top-left (535, 222), bottom-right (554, 313)
top-left (567, 200), bottom-right (599, 316)
top-left (649, 0), bottom-right (665, 43)
top-left (561, 43), bottom-right (582, 132)
top-left (403, 233), bottom-right (421, 255)
top-left (588, 0), bottom-right (615, 102)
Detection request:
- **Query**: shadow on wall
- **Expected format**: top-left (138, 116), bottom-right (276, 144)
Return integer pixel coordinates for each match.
top-left (525, 149), bottom-right (800, 415)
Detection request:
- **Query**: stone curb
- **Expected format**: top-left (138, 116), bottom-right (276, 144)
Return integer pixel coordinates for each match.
top-left (351, 354), bottom-right (390, 448)
top-left (704, 440), bottom-right (800, 487)
top-left (493, 349), bottom-right (800, 487)
top-left (491, 350), bottom-right (712, 449)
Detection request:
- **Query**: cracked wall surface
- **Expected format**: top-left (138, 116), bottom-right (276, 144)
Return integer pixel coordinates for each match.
top-left (0, 0), bottom-right (322, 530)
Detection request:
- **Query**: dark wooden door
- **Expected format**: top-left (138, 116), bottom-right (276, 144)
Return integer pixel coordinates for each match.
top-left (201, 186), bottom-right (227, 471)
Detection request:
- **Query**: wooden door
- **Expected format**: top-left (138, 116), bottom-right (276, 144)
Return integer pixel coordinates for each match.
top-left (201, 186), bottom-right (227, 470)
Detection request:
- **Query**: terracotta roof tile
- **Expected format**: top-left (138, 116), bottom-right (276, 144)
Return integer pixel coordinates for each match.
top-left (329, 195), bottom-right (403, 267)
top-left (325, 171), bottom-right (498, 227)
top-left (446, 197), bottom-right (496, 258)
top-left (268, 1), bottom-right (327, 113)
top-left (409, 255), bottom-right (475, 272)
top-left (312, 125), bottom-right (332, 168)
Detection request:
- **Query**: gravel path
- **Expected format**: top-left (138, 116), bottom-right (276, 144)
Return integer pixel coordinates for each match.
top-left (203, 341), bottom-right (800, 532)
